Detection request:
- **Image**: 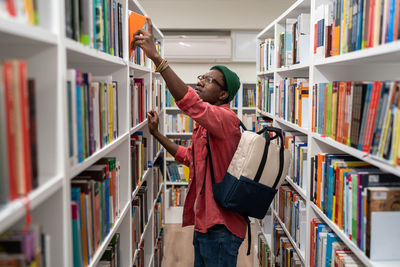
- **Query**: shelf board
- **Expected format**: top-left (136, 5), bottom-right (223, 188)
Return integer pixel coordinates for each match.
top-left (65, 38), bottom-right (126, 67)
top-left (275, 63), bottom-right (309, 77)
top-left (0, 17), bottom-right (58, 46)
top-left (68, 132), bottom-right (129, 179)
top-left (257, 70), bottom-right (275, 76)
top-left (311, 133), bottom-right (400, 176)
top-left (0, 175), bottom-right (63, 233)
top-left (285, 176), bottom-right (307, 200)
top-left (257, 109), bottom-right (274, 119)
top-left (310, 203), bottom-right (400, 267)
top-left (153, 150), bottom-right (162, 163)
top-left (165, 132), bottom-right (192, 136)
top-left (313, 40), bottom-right (400, 67)
top-left (87, 201), bottom-right (130, 267)
top-left (242, 107), bottom-right (257, 111)
top-left (164, 107), bottom-right (179, 111)
top-left (129, 62), bottom-right (152, 74)
top-left (131, 120), bottom-right (148, 134)
top-left (272, 209), bottom-right (306, 264)
top-left (274, 117), bottom-right (309, 134)
top-left (165, 182), bottom-right (188, 186)
top-left (132, 169), bottom-right (152, 199)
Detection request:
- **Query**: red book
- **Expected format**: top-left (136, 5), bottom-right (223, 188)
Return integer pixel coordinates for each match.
top-left (6, 0), bottom-right (16, 16)
top-left (3, 62), bottom-right (18, 200)
top-left (18, 61), bottom-right (33, 193)
top-left (368, 0), bottom-right (376, 47)
top-left (314, 23), bottom-right (318, 54)
top-left (342, 82), bottom-right (352, 145)
top-left (362, 81), bottom-right (382, 152)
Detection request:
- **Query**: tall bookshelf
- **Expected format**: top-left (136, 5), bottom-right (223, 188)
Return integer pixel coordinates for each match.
top-left (0, 0), bottom-right (165, 266)
top-left (255, 0), bottom-right (400, 266)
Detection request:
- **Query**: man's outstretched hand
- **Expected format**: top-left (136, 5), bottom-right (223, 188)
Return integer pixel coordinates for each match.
top-left (131, 18), bottom-right (160, 62)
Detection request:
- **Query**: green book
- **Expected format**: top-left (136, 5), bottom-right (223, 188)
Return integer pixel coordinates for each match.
top-left (103, 0), bottom-right (108, 53)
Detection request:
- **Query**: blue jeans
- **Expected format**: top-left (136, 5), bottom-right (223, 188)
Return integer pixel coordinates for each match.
top-left (193, 225), bottom-right (243, 267)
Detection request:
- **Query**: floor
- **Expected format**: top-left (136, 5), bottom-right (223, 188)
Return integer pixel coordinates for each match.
top-left (162, 224), bottom-right (254, 267)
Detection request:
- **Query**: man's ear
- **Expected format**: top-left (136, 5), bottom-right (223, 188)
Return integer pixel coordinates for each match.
top-left (220, 90), bottom-right (229, 102)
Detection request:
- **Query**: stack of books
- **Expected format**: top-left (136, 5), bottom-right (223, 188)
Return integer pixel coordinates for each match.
top-left (71, 157), bottom-right (120, 267)
top-left (311, 153), bottom-right (400, 260)
top-left (132, 181), bottom-right (148, 252)
top-left (131, 132), bottom-right (148, 189)
top-left (273, 223), bottom-right (303, 267)
top-left (130, 77), bottom-right (148, 127)
top-left (257, 77), bottom-right (274, 114)
top-left (259, 38), bottom-right (275, 72)
top-left (65, 0), bottom-right (124, 58)
top-left (67, 70), bottom-right (119, 165)
top-left (98, 233), bottom-right (120, 267)
top-left (166, 186), bottom-right (187, 207)
top-left (1, 0), bottom-right (40, 25)
top-left (314, 0), bottom-right (400, 59)
top-left (165, 113), bottom-right (193, 133)
top-left (0, 60), bottom-right (39, 203)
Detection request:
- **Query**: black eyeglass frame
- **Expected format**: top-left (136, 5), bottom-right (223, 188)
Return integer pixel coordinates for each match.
top-left (197, 75), bottom-right (227, 91)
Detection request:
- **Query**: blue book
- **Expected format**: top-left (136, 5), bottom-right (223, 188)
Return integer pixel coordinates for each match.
top-left (71, 201), bottom-right (83, 267)
top-left (105, 177), bottom-right (110, 234)
top-left (356, 0), bottom-right (364, 50)
top-left (315, 224), bottom-right (330, 267)
top-left (325, 232), bottom-right (340, 267)
top-left (387, 0), bottom-right (396, 42)
top-left (318, 83), bottom-right (326, 135)
top-left (321, 162), bottom-right (326, 211)
top-left (327, 165), bottom-right (335, 219)
top-left (76, 80), bottom-right (83, 163)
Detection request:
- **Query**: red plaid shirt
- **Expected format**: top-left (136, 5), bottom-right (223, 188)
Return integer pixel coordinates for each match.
top-left (174, 87), bottom-right (247, 239)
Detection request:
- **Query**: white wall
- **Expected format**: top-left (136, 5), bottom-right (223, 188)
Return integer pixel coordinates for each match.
top-left (170, 62), bottom-right (257, 84)
top-left (139, 0), bottom-right (296, 30)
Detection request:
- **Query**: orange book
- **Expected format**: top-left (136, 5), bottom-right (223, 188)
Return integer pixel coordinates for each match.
top-left (129, 11), bottom-right (147, 59)
top-left (316, 154), bottom-right (326, 209)
top-left (336, 82), bottom-right (346, 143)
top-left (362, 82), bottom-right (382, 152)
top-left (342, 82), bottom-right (352, 145)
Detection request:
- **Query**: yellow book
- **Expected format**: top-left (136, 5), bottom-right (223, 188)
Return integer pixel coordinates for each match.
top-left (341, 0), bottom-right (347, 54)
top-left (108, 84), bottom-right (113, 143)
top-left (24, 0), bottom-right (35, 24)
top-left (182, 166), bottom-right (190, 181)
top-left (391, 108), bottom-right (400, 165)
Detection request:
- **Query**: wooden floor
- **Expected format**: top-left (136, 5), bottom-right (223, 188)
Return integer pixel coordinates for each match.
top-left (162, 224), bottom-right (254, 267)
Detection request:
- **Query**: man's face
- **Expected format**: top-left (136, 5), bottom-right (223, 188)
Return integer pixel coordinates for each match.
top-left (195, 69), bottom-right (228, 105)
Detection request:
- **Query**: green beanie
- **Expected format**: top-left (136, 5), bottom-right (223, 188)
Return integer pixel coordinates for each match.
top-left (210, 65), bottom-right (241, 102)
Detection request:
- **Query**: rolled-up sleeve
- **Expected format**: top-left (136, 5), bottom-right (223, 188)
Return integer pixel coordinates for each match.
top-left (176, 87), bottom-right (239, 138)
top-left (174, 145), bottom-right (193, 167)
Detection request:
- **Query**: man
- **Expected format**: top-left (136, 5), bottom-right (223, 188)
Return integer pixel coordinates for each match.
top-left (132, 18), bottom-right (246, 267)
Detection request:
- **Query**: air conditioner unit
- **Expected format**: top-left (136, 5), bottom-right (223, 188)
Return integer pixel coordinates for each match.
top-left (164, 35), bottom-right (232, 62)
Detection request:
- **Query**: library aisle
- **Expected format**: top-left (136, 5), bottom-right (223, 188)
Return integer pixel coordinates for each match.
top-left (1, 0), bottom-right (400, 267)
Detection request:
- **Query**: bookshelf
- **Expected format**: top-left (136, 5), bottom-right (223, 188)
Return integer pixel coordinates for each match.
top-left (0, 0), bottom-right (165, 266)
top-left (256, 0), bottom-right (400, 266)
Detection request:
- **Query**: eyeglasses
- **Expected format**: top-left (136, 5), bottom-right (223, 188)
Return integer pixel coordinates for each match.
top-left (197, 75), bottom-right (226, 90)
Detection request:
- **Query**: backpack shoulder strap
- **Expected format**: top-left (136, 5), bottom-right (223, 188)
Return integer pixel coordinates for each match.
top-left (205, 131), bottom-right (216, 184)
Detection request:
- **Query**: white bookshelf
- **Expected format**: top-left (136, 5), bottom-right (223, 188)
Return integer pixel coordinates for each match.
top-left (0, 0), bottom-right (165, 267)
top-left (255, 0), bottom-right (400, 266)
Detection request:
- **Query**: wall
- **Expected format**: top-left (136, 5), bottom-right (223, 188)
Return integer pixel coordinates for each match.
top-left (170, 62), bottom-right (256, 84)
top-left (139, 0), bottom-right (296, 30)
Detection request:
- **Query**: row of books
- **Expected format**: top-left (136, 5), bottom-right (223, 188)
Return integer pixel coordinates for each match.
top-left (314, 0), bottom-right (400, 59)
top-left (153, 197), bottom-right (163, 246)
top-left (151, 78), bottom-right (163, 113)
top-left (276, 78), bottom-right (310, 129)
top-left (258, 39), bottom-right (275, 72)
top-left (67, 69), bottom-right (119, 165)
top-left (165, 186), bottom-right (187, 207)
top-left (243, 85), bottom-right (256, 107)
top-left (152, 165), bottom-right (164, 202)
top-left (257, 232), bottom-right (272, 267)
top-left (165, 113), bottom-right (194, 133)
top-left (283, 132), bottom-right (308, 193)
top-left (310, 219), bottom-right (362, 267)
top-left (257, 77), bottom-right (274, 114)
top-left (132, 181), bottom-right (149, 252)
top-left (98, 233), bottom-right (120, 267)
top-left (256, 117), bottom-right (273, 134)
top-left (278, 185), bottom-right (307, 254)
top-left (131, 132), bottom-right (149, 190)
top-left (165, 89), bottom-right (176, 108)
top-left (273, 224), bottom-right (303, 267)
top-left (166, 162), bottom-right (189, 182)
top-left (71, 157), bottom-right (120, 267)
top-left (166, 138), bottom-right (192, 159)
top-left (0, 60), bottom-right (39, 202)
top-left (130, 77), bottom-right (148, 128)
top-left (0, 225), bottom-right (50, 267)
top-left (311, 153), bottom-right (400, 260)
top-left (312, 81), bottom-right (400, 164)
top-left (277, 14), bottom-right (311, 68)
top-left (242, 113), bottom-right (257, 132)
top-left (0, 0), bottom-right (39, 25)
top-left (65, 0), bottom-right (123, 58)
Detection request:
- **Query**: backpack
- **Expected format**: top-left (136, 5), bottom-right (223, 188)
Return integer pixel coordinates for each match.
top-left (206, 122), bottom-right (290, 255)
